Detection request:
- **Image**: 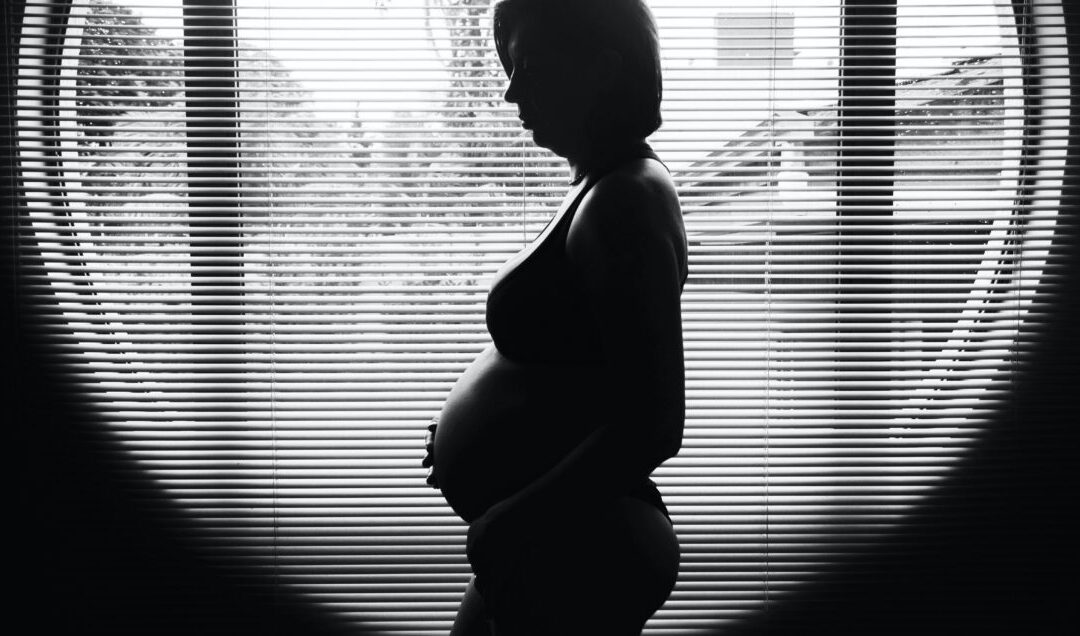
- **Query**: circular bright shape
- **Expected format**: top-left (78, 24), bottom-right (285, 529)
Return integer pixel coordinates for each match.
top-left (14, 0), bottom-right (1069, 632)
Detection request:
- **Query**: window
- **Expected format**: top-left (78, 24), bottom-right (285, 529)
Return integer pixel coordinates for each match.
top-left (715, 13), bottom-right (796, 67)
top-left (11, 0), bottom-right (1073, 633)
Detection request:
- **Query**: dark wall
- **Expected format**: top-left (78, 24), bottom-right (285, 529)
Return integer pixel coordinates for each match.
top-left (4, 1), bottom-right (1077, 635)
top-left (3, 2), bottom-right (351, 633)
top-left (726, 2), bottom-right (1080, 632)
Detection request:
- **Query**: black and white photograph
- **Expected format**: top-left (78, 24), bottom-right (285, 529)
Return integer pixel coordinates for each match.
top-left (5, 1), bottom-right (1076, 634)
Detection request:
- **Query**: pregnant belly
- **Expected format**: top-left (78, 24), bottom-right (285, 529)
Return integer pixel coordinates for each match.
top-left (434, 345), bottom-right (606, 522)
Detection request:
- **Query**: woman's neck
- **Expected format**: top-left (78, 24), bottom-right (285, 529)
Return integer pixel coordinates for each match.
top-left (567, 137), bottom-right (650, 185)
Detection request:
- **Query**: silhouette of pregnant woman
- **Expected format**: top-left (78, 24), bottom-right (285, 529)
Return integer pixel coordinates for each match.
top-left (422, 1), bottom-right (686, 633)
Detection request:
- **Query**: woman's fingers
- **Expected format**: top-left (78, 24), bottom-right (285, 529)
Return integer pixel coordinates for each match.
top-left (423, 418), bottom-right (437, 459)
top-left (423, 417), bottom-right (439, 488)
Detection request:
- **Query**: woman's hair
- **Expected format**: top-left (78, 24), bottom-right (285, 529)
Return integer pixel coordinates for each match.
top-left (492, 0), bottom-right (663, 143)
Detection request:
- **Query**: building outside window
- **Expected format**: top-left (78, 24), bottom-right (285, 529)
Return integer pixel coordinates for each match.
top-left (10, 0), bottom-right (1073, 633)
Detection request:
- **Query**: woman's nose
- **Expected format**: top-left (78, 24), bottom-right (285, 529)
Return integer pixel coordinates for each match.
top-left (503, 73), bottom-right (521, 104)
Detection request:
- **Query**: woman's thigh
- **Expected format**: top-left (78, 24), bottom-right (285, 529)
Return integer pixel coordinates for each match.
top-left (490, 497), bottom-right (679, 636)
top-left (450, 577), bottom-right (493, 636)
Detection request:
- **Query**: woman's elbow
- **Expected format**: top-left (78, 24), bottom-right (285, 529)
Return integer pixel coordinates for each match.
top-left (646, 411), bottom-right (684, 466)
top-left (656, 427), bottom-right (683, 465)
top-left (611, 379), bottom-right (684, 464)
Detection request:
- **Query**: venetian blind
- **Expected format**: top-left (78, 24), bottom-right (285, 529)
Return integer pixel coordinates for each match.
top-left (11, 0), bottom-right (1073, 634)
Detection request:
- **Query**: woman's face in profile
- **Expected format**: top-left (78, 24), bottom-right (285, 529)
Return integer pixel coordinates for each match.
top-left (502, 25), bottom-right (604, 161)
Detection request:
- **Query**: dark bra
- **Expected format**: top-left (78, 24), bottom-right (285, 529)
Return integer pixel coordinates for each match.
top-left (486, 142), bottom-right (668, 365)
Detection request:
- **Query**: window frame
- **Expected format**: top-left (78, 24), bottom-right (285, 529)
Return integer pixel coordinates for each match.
top-left (7, 1), bottom-right (1077, 634)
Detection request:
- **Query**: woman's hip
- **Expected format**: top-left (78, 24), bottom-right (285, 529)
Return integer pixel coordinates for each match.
top-left (487, 496), bottom-right (679, 628)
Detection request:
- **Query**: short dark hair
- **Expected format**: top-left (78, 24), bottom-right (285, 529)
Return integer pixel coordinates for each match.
top-left (492, 0), bottom-right (663, 143)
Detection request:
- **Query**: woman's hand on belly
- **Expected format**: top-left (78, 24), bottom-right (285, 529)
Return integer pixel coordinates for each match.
top-left (422, 417), bottom-right (439, 489)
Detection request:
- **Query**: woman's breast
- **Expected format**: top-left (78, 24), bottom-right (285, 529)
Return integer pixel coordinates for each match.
top-left (433, 344), bottom-right (606, 522)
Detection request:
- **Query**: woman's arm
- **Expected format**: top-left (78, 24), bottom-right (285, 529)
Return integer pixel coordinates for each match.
top-left (468, 159), bottom-right (687, 569)
top-left (568, 160), bottom-right (688, 464)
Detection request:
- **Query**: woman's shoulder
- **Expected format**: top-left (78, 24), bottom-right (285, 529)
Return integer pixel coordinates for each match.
top-left (565, 156), bottom-right (687, 280)
top-left (568, 157), bottom-right (683, 247)
top-left (588, 157), bottom-right (677, 211)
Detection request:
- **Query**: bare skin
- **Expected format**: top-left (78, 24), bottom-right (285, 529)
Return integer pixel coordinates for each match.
top-left (429, 19), bottom-right (688, 635)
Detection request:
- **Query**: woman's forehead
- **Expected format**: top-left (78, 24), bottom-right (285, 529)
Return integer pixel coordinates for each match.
top-left (505, 25), bottom-right (534, 59)
top-left (505, 22), bottom-right (564, 59)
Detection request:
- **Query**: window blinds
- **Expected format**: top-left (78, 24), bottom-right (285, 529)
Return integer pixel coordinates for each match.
top-left (11, 0), bottom-right (1073, 633)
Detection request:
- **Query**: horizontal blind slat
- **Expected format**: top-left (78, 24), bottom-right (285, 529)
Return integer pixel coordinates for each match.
top-left (13, 0), bottom-right (1072, 633)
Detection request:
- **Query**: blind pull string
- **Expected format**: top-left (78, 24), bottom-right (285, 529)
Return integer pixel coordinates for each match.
top-left (763, 0), bottom-right (781, 612)
top-left (261, 0), bottom-right (281, 606)
top-left (520, 133), bottom-right (524, 245)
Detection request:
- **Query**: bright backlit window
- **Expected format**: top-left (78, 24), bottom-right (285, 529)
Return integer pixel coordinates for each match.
top-left (13, 0), bottom-right (1071, 632)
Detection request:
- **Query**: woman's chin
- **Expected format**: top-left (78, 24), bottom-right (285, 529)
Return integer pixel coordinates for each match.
top-left (526, 127), bottom-right (548, 147)
top-left (526, 130), bottom-right (571, 159)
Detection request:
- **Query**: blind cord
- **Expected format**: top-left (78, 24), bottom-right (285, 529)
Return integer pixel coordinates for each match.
top-left (12, 2), bottom-right (1066, 632)
top-left (522, 134), bottom-right (527, 246)
top-left (262, 0), bottom-right (281, 607)
top-left (762, 0), bottom-right (781, 612)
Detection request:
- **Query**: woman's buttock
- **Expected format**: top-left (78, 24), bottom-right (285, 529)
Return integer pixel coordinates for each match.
top-left (487, 496), bottom-right (680, 634)
top-left (526, 496), bottom-right (680, 587)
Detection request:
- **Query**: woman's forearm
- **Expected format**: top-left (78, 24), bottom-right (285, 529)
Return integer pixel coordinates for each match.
top-left (489, 403), bottom-right (679, 526)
